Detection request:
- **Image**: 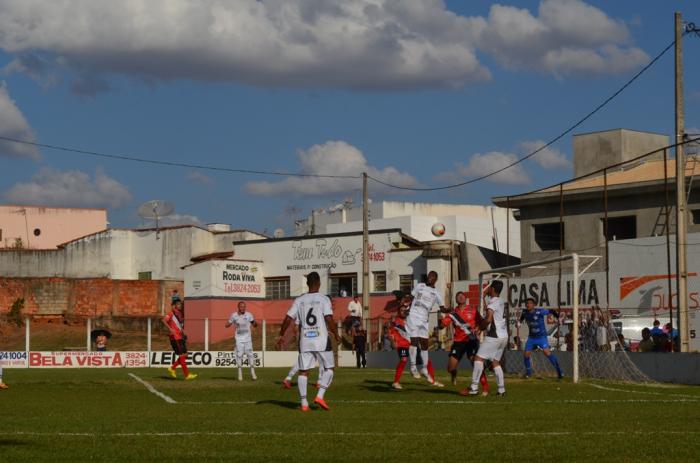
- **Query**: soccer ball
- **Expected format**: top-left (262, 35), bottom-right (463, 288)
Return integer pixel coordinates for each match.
top-left (431, 223), bottom-right (446, 237)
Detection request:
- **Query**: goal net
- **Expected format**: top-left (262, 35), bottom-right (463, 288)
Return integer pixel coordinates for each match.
top-left (477, 253), bottom-right (652, 383)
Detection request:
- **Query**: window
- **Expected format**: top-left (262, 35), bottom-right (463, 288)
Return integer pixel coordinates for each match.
top-left (330, 273), bottom-right (357, 297)
top-left (373, 271), bottom-right (386, 292)
top-left (265, 277), bottom-right (290, 299)
top-left (692, 209), bottom-right (700, 224)
top-left (604, 216), bottom-right (636, 241)
top-left (399, 274), bottom-right (413, 294)
top-left (138, 271), bottom-right (152, 280)
top-left (533, 222), bottom-right (563, 251)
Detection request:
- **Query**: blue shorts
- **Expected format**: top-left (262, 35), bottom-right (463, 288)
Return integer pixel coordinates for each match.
top-left (525, 336), bottom-right (550, 352)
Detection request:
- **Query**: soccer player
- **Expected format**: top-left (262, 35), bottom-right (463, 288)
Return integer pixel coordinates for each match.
top-left (225, 301), bottom-right (258, 381)
top-left (519, 297), bottom-right (563, 380)
top-left (406, 271), bottom-right (448, 386)
top-left (277, 272), bottom-right (340, 411)
top-left (389, 295), bottom-right (412, 389)
top-left (440, 291), bottom-right (489, 392)
top-left (463, 280), bottom-right (507, 397)
top-left (163, 300), bottom-right (197, 380)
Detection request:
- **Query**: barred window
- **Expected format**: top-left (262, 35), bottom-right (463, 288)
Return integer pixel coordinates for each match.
top-left (265, 277), bottom-right (290, 299)
top-left (399, 274), bottom-right (413, 294)
top-left (373, 271), bottom-right (387, 292)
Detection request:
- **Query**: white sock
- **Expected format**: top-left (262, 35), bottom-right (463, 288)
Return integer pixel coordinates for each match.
top-left (409, 346), bottom-right (418, 369)
top-left (494, 365), bottom-right (505, 393)
top-left (318, 364), bottom-right (325, 383)
top-left (287, 361), bottom-right (299, 380)
top-left (420, 350), bottom-right (430, 374)
top-left (317, 369), bottom-right (334, 400)
top-left (471, 360), bottom-right (485, 390)
top-left (247, 353), bottom-right (255, 374)
top-left (298, 375), bottom-right (309, 407)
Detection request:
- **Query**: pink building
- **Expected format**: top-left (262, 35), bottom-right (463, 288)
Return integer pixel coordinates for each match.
top-left (0, 205), bottom-right (108, 249)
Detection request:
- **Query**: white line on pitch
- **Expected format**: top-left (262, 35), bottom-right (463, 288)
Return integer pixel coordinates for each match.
top-left (8, 430), bottom-right (700, 438)
top-left (589, 383), bottom-right (699, 399)
top-left (178, 398), bottom-right (698, 405)
top-left (128, 373), bottom-right (177, 404)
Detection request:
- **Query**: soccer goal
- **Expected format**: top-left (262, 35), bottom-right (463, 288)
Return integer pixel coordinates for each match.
top-left (478, 253), bottom-right (651, 383)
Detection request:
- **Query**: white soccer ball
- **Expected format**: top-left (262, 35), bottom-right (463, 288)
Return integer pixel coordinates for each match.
top-left (431, 223), bottom-right (446, 237)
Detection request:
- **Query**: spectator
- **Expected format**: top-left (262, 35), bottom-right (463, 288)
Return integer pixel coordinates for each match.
top-left (650, 320), bottom-right (664, 337)
top-left (171, 289), bottom-right (181, 304)
top-left (352, 324), bottom-right (367, 368)
top-left (637, 328), bottom-right (654, 352)
top-left (340, 287), bottom-right (348, 297)
top-left (430, 327), bottom-right (442, 351)
top-left (565, 331), bottom-right (574, 352)
top-left (381, 325), bottom-right (393, 351)
top-left (615, 333), bottom-right (629, 352)
top-left (348, 295), bottom-right (362, 318)
top-left (665, 323), bottom-right (680, 351)
top-left (652, 333), bottom-right (670, 352)
top-left (593, 309), bottom-right (610, 352)
top-left (95, 333), bottom-right (108, 352)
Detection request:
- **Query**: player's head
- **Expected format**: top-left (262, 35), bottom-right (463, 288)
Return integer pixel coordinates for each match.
top-left (427, 271), bottom-right (438, 286)
top-left (455, 291), bottom-right (466, 305)
top-left (306, 271), bottom-right (321, 292)
top-left (353, 294), bottom-right (359, 302)
top-left (237, 301), bottom-right (246, 314)
top-left (489, 280), bottom-right (503, 296)
top-left (400, 292), bottom-right (412, 307)
top-left (526, 297), bottom-right (536, 311)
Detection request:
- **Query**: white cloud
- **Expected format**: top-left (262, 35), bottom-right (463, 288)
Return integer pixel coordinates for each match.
top-left (186, 170), bottom-right (215, 186)
top-left (244, 140), bottom-right (420, 196)
top-left (0, 82), bottom-right (40, 160)
top-left (159, 214), bottom-right (203, 227)
top-left (0, 0), bottom-right (490, 92)
top-left (520, 140), bottom-right (571, 169)
top-left (3, 167), bottom-right (132, 208)
top-left (472, 0), bottom-right (649, 76)
top-left (439, 151), bottom-right (531, 185)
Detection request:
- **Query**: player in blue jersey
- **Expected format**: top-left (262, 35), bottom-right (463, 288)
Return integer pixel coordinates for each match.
top-left (519, 298), bottom-right (563, 380)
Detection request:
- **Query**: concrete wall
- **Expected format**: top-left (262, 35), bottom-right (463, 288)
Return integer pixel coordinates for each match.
top-left (0, 205), bottom-right (107, 250)
top-left (573, 129), bottom-right (668, 177)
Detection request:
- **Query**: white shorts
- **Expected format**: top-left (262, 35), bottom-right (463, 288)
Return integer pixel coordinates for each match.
top-left (406, 316), bottom-right (429, 339)
top-left (235, 341), bottom-right (253, 356)
top-left (476, 336), bottom-right (507, 362)
top-left (298, 351), bottom-right (335, 371)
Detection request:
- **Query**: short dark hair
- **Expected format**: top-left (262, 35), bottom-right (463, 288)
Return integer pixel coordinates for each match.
top-left (526, 297), bottom-right (536, 304)
top-left (306, 271), bottom-right (321, 287)
top-left (490, 280), bottom-right (503, 294)
top-left (237, 301), bottom-right (246, 308)
top-left (428, 271), bottom-right (438, 278)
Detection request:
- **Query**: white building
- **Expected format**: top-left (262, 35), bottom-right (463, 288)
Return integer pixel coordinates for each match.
top-left (295, 201), bottom-right (520, 258)
top-left (0, 224), bottom-right (265, 280)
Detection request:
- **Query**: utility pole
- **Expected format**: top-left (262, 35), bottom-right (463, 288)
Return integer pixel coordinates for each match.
top-left (675, 11), bottom-right (690, 352)
top-left (362, 173), bottom-right (370, 323)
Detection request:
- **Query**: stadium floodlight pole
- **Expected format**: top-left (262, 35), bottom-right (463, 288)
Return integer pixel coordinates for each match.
top-left (572, 254), bottom-right (579, 384)
top-left (675, 11), bottom-right (690, 352)
top-left (362, 172), bottom-right (370, 325)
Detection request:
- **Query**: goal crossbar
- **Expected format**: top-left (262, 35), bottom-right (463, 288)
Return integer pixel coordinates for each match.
top-left (478, 253), bottom-right (602, 384)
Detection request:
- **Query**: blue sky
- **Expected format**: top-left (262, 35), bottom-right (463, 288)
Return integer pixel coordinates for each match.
top-left (0, 0), bottom-right (699, 235)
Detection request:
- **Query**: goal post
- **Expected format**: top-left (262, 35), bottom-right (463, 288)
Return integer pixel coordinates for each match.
top-left (478, 253), bottom-right (602, 384)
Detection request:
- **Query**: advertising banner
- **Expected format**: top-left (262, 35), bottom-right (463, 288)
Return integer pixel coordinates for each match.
top-left (148, 351), bottom-right (263, 368)
top-left (28, 351), bottom-right (148, 368)
top-left (0, 351), bottom-right (28, 368)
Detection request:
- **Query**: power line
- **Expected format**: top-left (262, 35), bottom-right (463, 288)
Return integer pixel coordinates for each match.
top-left (368, 35), bottom-right (683, 192)
top-left (0, 134), bottom-right (360, 180)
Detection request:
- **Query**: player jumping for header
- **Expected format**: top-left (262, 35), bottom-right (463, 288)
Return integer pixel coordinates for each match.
top-left (440, 291), bottom-right (489, 392)
top-left (462, 280), bottom-right (507, 397)
top-left (406, 271), bottom-right (448, 387)
top-left (277, 272), bottom-right (340, 412)
top-left (163, 300), bottom-right (197, 380)
top-left (225, 301), bottom-right (258, 381)
top-left (519, 297), bottom-right (563, 380)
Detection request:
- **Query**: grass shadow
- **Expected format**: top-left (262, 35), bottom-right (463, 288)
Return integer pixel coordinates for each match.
top-left (0, 439), bottom-right (29, 446)
top-left (256, 399), bottom-right (299, 410)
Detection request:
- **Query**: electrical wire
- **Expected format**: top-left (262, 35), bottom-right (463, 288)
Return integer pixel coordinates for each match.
top-left (367, 35), bottom-right (685, 191)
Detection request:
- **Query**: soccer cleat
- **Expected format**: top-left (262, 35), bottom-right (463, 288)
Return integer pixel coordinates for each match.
top-left (459, 387), bottom-right (480, 396)
top-left (410, 368), bottom-right (421, 379)
top-left (185, 373), bottom-right (198, 381)
top-left (481, 390), bottom-right (489, 397)
top-left (391, 382), bottom-right (403, 390)
top-left (237, 370), bottom-right (243, 381)
top-left (251, 371), bottom-right (258, 381)
top-left (282, 378), bottom-right (292, 389)
top-left (314, 397), bottom-right (330, 411)
top-left (167, 366), bottom-right (177, 379)
top-left (557, 374), bottom-right (564, 381)
top-left (497, 391), bottom-right (506, 397)
top-left (431, 380), bottom-right (445, 388)
top-left (300, 405), bottom-right (310, 412)
top-left (0, 382), bottom-right (8, 390)
top-left (451, 376), bottom-right (458, 386)
top-left (522, 373), bottom-right (531, 379)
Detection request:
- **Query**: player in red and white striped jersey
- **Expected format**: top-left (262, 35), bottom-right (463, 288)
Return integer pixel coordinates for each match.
top-left (162, 300), bottom-right (197, 380)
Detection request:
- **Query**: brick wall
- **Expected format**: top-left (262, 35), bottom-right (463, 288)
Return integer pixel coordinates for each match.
top-left (0, 277), bottom-right (183, 318)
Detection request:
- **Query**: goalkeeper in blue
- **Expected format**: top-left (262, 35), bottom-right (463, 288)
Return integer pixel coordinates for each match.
top-left (519, 298), bottom-right (563, 380)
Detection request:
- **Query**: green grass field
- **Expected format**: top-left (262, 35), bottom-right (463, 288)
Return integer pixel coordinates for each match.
top-left (0, 367), bottom-right (699, 462)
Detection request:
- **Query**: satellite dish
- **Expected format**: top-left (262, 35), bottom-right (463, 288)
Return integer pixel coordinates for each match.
top-left (137, 200), bottom-right (175, 239)
top-left (273, 228), bottom-right (285, 238)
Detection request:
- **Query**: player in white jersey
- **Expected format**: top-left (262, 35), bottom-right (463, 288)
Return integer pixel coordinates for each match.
top-left (225, 301), bottom-right (258, 381)
top-left (465, 280), bottom-right (508, 397)
top-left (406, 271), bottom-right (448, 386)
top-left (277, 272), bottom-right (340, 412)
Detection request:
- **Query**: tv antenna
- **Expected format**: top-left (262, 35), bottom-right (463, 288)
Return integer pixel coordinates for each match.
top-left (137, 200), bottom-right (174, 239)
